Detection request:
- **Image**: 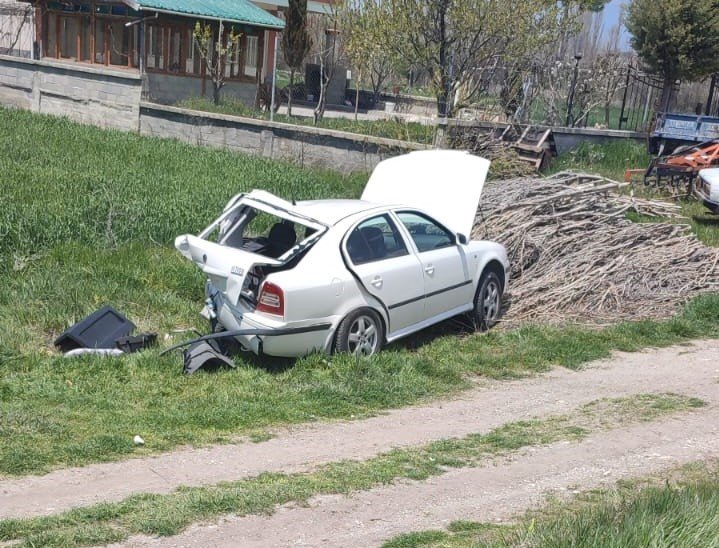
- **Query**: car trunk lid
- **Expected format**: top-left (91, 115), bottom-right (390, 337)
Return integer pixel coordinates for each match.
top-left (361, 150), bottom-right (490, 237)
top-left (175, 234), bottom-right (283, 306)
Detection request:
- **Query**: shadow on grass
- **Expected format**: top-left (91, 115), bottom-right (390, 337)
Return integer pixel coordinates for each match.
top-left (691, 214), bottom-right (719, 225)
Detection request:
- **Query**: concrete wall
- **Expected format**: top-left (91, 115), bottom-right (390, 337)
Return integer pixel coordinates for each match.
top-left (139, 103), bottom-right (425, 173)
top-left (0, 55), bottom-right (142, 131)
top-left (551, 126), bottom-right (646, 155)
top-left (146, 73), bottom-right (257, 106)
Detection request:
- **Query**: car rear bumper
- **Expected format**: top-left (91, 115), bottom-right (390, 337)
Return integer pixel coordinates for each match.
top-left (205, 283), bottom-right (335, 358)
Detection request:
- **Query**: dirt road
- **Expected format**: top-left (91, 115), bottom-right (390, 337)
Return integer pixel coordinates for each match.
top-left (3, 340), bottom-right (719, 547)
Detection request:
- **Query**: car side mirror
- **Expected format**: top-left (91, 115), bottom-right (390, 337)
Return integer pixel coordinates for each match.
top-left (456, 233), bottom-right (468, 245)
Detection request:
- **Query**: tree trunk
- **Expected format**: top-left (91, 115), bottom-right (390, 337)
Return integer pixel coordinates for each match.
top-left (212, 83), bottom-right (221, 105)
top-left (287, 69), bottom-right (295, 117)
top-left (314, 58), bottom-right (327, 123)
top-left (604, 102), bottom-right (611, 127)
top-left (659, 76), bottom-right (675, 113)
top-left (436, 0), bottom-right (452, 118)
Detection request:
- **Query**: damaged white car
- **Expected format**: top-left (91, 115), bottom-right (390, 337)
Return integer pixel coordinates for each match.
top-left (175, 150), bottom-right (509, 358)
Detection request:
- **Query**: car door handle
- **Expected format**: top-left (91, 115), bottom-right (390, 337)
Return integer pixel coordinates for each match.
top-left (424, 265), bottom-right (435, 275)
top-left (371, 276), bottom-right (383, 288)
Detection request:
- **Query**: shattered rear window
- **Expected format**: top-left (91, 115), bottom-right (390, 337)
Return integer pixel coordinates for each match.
top-left (206, 204), bottom-right (319, 260)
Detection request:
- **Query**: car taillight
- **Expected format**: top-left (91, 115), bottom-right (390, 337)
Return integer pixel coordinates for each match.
top-left (256, 282), bottom-right (285, 317)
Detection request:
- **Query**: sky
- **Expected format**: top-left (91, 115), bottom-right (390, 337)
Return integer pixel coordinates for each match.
top-left (600, 0), bottom-right (632, 51)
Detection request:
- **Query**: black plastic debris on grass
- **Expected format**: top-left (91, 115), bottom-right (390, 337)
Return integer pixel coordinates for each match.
top-left (55, 305), bottom-right (157, 355)
top-left (183, 340), bottom-right (236, 374)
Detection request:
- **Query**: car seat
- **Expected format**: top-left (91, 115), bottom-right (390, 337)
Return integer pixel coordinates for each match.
top-left (267, 222), bottom-right (297, 257)
top-left (360, 226), bottom-right (387, 260)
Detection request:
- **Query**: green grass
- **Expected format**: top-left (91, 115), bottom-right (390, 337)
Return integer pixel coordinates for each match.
top-left (0, 393), bottom-right (700, 547)
top-left (548, 140), bottom-right (651, 182)
top-left (3, 109), bottom-right (719, 476)
top-left (384, 462), bottom-right (719, 548)
top-left (176, 96), bottom-right (438, 144)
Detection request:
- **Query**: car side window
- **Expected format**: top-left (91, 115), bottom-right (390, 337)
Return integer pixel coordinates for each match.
top-left (396, 211), bottom-right (455, 253)
top-left (346, 214), bottom-right (409, 265)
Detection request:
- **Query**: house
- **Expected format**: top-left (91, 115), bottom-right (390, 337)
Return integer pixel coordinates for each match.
top-left (15, 1), bottom-right (332, 105)
top-left (20, 0), bottom-right (288, 104)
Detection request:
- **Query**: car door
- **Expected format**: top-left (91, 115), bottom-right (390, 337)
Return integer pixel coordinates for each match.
top-left (344, 214), bottom-right (425, 334)
top-left (394, 211), bottom-right (474, 319)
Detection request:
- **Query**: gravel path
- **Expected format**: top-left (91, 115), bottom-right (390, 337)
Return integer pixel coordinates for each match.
top-left (2, 340), bottom-right (719, 543)
top-left (123, 407), bottom-right (719, 548)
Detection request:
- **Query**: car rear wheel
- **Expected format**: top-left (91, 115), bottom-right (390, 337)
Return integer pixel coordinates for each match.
top-left (473, 270), bottom-right (502, 331)
top-left (335, 309), bottom-right (383, 357)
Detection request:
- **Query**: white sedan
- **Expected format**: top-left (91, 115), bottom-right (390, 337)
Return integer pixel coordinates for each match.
top-left (175, 150), bottom-right (509, 358)
top-left (695, 168), bottom-right (719, 214)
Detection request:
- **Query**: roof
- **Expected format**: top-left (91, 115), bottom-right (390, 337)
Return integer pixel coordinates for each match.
top-left (293, 199), bottom-right (382, 225)
top-left (261, 0), bottom-right (333, 14)
top-left (131, 0), bottom-right (285, 29)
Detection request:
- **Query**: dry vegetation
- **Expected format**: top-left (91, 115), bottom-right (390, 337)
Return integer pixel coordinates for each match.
top-left (476, 173), bottom-right (719, 323)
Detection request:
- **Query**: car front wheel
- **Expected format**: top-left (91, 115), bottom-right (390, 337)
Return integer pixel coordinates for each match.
top-left (473, 270), bottom-right (502, 331)
top-left (335, 309), bottom-right (383, 357)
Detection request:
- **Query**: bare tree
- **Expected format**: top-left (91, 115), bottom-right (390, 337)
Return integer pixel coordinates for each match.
top-left (193, 21), bottom-right (241, 105)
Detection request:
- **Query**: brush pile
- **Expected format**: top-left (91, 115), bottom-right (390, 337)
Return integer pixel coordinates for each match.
top-left (450, 131), bottom-right (537, 180)
top-left (474, 172), bottom-right (719, 324)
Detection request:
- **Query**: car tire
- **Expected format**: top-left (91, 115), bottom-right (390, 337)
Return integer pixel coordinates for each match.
top-left (473, 270), bottom-right (502, 331)
top-left (335, 308), bottom-right (383, 357)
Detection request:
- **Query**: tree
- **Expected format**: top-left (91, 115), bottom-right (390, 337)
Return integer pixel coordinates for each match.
top-left (281, 0), bottom-right (312, 117)
top-left (193, 21), bottom-right (242, 105)
top-left (626, 0), bottom-right (719, 112)
top-left (372, 0), bottom-right (597, 117)
top-left (341, 0), bottom-right (397, 116)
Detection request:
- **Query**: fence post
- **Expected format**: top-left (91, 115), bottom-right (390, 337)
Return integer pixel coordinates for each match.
top-left (618, 64), bottom-right (632, 130)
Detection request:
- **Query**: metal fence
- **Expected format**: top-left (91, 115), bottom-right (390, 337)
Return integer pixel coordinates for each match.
top-left (617, 64), bottom-right (665, 132)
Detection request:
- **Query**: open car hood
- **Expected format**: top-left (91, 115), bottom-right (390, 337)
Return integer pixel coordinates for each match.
top-left (361, 150), bottom-right (490, 237)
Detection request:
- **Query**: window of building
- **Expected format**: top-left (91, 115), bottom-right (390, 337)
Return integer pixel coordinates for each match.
top-left (42, 3), bottom-right (263, 80)
top-left (244, 35), bottom-right (259, 79)
top-left (146, 24), bottom-right (164, 70)
top-left (170, 27), bottom-right (182, 72)
top-left (59, 16), bottom-right (79, 59)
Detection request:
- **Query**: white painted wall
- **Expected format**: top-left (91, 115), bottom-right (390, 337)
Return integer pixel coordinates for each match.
top-left (0, 0), bottom-right (34, 58)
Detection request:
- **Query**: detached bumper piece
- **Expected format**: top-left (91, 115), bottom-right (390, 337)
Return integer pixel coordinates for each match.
top-left (183, 340), bottom-right (236, 375)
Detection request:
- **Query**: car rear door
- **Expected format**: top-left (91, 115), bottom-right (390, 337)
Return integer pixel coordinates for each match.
top-left (343, 214), bottom-right (425, 335)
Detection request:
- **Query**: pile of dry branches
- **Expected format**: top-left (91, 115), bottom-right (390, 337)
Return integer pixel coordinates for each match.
top-left (449, 131), bottom-right (537, 180)
top-left (474, 172), bottom-right (719, 324)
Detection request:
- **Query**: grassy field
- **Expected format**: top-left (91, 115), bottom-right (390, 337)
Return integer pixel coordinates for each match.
top-left (176, 96), bottom-right (438, 145)
top-left (3, 109), bottom-right (719, 477)
top-left (0, 394), bottom-right (702, 547)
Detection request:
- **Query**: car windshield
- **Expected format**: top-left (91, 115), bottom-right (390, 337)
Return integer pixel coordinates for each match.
top-left (202, 203), bottom-right (320, 260)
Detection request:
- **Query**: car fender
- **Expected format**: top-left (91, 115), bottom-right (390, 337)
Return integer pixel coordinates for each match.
top-left (466, 241), bottom-right (510, 291)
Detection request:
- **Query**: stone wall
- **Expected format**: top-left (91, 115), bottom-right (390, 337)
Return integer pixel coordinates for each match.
top-left (0, 55), bottom-right (142, 131)
top-left (139, 103), bottom-right (426, 173)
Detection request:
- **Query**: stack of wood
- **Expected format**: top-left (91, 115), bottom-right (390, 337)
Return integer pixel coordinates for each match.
top-left (451, 131), bottom-right (537, 180)
top-left (449, 122), bottom-right (556, 174)
top-left (474, 172), bottom-right (719, 324)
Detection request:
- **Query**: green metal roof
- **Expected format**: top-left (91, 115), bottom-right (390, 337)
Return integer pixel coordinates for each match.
top-left (134, 0), bottom-right (285, 29)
